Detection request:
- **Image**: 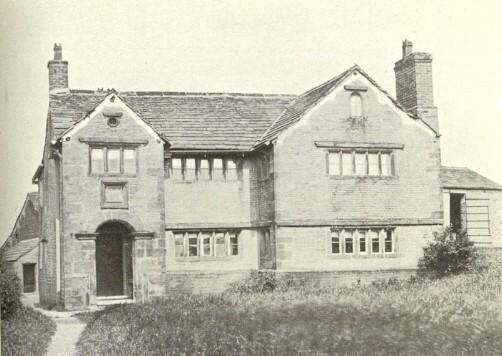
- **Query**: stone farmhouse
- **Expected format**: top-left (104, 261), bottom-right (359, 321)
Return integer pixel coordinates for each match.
top-left (12, 41), bottom-right (500, 310)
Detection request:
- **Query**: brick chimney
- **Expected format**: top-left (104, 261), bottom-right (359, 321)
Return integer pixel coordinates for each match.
top-left (394, 40), bottom-right (438, 132)
top-left (48, 43), bottom-right (68, 93)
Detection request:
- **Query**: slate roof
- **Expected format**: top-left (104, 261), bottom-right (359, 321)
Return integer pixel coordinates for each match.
top-left (50, 91), bottom-right (295, 150)
top-left (1, 238), bottom-right (38, 262)
top-left (441, 166), bottom-right (502, 191)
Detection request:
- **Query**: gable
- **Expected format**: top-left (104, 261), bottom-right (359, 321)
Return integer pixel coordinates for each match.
top-left (60, 94), bottom-right (164, 143)
top-left (258, 66), bottom-right (438, 148)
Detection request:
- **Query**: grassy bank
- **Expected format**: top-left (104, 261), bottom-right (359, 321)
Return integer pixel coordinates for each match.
top-left (1, 306), bottom-right (56, 356)
top-left (77, 260), bottom-right (502, 355)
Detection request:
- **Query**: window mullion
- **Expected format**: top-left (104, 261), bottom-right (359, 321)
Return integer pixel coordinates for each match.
top-left (104, 147), bottom-right (108, 174)
top-left (365, 151), bottom-right (369, 176)
top-left (120, 148), bottom-right (124, 174)
top-left (378, 151), bottom-right (382, 176)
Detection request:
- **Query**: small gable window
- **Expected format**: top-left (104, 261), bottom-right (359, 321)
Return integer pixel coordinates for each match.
top-left (350, 93), bottom-right (363, 117)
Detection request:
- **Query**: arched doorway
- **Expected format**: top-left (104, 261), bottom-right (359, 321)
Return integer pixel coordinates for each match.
top-left (95, 221), bottom-right (133, 298)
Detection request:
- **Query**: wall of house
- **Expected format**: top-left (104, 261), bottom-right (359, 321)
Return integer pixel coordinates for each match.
top-left (39, 118), bottom-right (61, 307)
top-left (443, 189), bottom-right (502, 246)
top-left (164, 158), bottom-right (253, 226)
top-left (273, 74), bottom-right (443, 270)
top-left (275, 225), bottom-right (434, 270)
top-left (60, 96), bottom-right (166, 310)
top-left (163, 150), bottom-right (273, 277)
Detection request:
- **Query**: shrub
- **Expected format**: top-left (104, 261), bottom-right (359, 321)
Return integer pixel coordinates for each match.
top-left (0, 271), bottom-right (22, 319)
top-left (227, 270), bottom-right (278, 294)
top-left (417, 227), bottom-right (478, 279)
top-left (1, 306), bottom-right (56, 356)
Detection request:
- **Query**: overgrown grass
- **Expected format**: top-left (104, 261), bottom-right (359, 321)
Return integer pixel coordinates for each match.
top-left (1, 306), bottom-right (56, 356)
top-left (77, 257), bottom-right (502, 355)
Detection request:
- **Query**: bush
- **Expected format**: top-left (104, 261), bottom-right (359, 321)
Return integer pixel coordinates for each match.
top-left (0, 271), bottom-right (22, 319)
top-left (227, 270), bottom-right (279, 294)
top-left (1, 306), bottom-right (56, 356)
top-left (227, 270), bottom-right (307, 294)
top-left (417, 227), bottom-right (478, 279)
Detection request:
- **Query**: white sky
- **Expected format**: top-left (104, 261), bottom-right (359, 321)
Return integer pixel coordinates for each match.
top-left (0, 0), bottom-right (501, 243)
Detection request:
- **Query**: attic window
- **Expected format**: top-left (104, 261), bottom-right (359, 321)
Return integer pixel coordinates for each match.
top-left (350, 93), bottom-right (363, 117)
top-left (107, 117), bottom-right (119, 127)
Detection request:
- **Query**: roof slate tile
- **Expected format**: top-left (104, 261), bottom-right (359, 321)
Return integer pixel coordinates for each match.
top-left (441, 166), bottom-right (502, 191)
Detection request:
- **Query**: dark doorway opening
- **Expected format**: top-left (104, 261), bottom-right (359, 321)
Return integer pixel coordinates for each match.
top-left (96, 222), bottom-right (133, 297)
top-left (450, 193), bottom-right (465, 233)
top-left (23, 263), bottom-right (36, 293)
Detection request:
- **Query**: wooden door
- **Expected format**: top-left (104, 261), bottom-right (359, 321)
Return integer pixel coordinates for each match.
top-left (96, 233), bottom-right (124, 296)
top-left (23, 264), bottom-right (36, 293)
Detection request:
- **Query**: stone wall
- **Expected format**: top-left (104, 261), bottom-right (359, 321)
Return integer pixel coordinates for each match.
top-left (59, 95), bottom-right (165, 309)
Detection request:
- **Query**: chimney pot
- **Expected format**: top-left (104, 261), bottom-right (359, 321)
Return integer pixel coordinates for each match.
top-left (53, 43), bottom-right (63, 60)
top-left (48, 43), bottom-right (68, 92)
top-left (402, 40), bottom-right (413, 58)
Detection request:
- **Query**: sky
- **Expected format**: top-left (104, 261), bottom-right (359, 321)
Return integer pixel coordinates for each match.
top-left (0, 0), bottom-right (501, 244)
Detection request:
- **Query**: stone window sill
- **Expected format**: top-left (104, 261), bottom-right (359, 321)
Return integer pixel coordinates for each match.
top-left (328, 253), bottom-right (401, 259)
top-left (328, 175), bottom-right (397, 180)
top-left (175, 255), bottom-right (239, 262)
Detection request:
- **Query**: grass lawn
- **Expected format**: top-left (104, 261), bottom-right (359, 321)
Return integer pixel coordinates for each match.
top-left (1, 306), bottom-right (56, 356)
top-left (77, 258), bottom-right (502, 355)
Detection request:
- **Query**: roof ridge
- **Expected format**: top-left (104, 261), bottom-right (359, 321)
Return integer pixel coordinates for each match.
top-left (67, 89), bottom-right (296, 98)
top-left (299, 64), bottom-right (359, 97)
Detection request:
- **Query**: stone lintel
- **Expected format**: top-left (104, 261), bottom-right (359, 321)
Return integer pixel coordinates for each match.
top-left (132, 232), bottom-right (155, 240)
top-left (75, 233), bottom-right (98, 241)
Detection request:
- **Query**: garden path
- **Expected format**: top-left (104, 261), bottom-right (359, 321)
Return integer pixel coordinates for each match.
top-left (44, 315), bottom-right (85, 356)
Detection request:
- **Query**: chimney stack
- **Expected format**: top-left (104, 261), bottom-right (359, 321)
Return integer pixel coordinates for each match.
top-left (394, 40), bottom-right (438, 132)
top-left (48, 43), bottom-right (68, 93)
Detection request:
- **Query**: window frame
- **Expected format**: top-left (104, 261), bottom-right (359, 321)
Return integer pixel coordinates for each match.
top-left (89, 145), bottom-right (138, 177)
top-left (349, 92), bottom-right (364, 118)
top-left (327, 150), bottom-right (395, 177)
top-left (173, 230), bottom-right (240, 260)
top-left (329, 227), bottom-right (395, 257)
top-left (167, 157), bottom-right (241, 181)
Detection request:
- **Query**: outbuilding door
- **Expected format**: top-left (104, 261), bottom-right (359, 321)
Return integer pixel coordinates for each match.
top-left (22, 263), bottom-right (36, 293)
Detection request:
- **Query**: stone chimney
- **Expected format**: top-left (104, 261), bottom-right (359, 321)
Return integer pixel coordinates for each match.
top-left (394, 40), bottom-right (438, 132)
top-left (48, 43), bottom-right (68, 93)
